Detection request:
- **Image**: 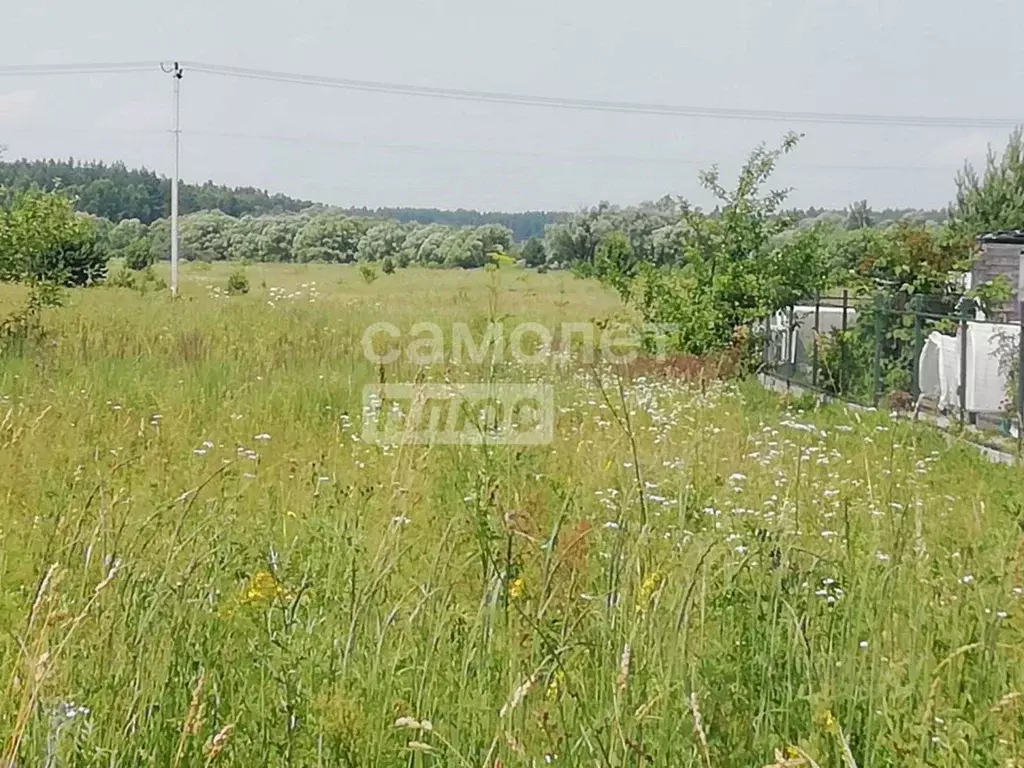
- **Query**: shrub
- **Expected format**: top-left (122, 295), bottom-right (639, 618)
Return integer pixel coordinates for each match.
top-left (108, 265), bottom-right (168, 295)
top-left (108, 265), bottom-right (137, 289)
top-left (381, 256), bottom-right (396, 275)
top-left (0, 190), bottom-right (107, 286)
top-left (137, 266), bottom-right (167, 295)
top-left (123, 237), bottom-right (154, 271)
top-left (227, 269), bottom-right (250, 295)
top-left (359, 263), bottom-right (378, 284)
top-left (587, 136), bottom-right (837, 364)
top-left (521, 237), bottom-right (547, 268)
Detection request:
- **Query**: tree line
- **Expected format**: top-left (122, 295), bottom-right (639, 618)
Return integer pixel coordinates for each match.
top-left (0, 158), bottom-right (310, 223)
top-left (1, 157), bottom-right (955, 245)
top-left (97, 211), bottom-right (516, 271)
top-left (0, 159), bottom-right (563, 241)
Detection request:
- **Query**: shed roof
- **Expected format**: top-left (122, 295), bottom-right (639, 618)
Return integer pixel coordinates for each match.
top-left (979, 231), bottom-right (1024, 245)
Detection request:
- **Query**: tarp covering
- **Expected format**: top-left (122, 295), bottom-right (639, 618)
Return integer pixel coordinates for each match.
top-left (919, 331), bottom-right (960, 411)
top-left (918, 322), bottom-right (1020, 413)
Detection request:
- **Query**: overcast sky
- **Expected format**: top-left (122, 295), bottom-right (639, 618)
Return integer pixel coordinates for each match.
top-left (1, 0), bottom-right (1022, 213)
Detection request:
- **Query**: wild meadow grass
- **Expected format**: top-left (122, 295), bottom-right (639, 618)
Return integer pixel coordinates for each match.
top-left (1, 263), bottom-right (1023, 767)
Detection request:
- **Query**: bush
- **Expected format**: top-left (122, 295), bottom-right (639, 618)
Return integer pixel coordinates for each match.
top-left (381, 256), bottom-right (396, 275)
top-left (0, 190), bottom-right (107, 286)
top-left (521, 237), bottom-right (547, 268)
top-left (227, 269), bottom-right (250, 295)
top-left (588, 135), bottom-right (836, 362)
top-left (108, 265), bottom-right (168, 295)
top-left (108, 265), bottom-right (137, 289)
top-left (41, 236), bottom-right (108, 287)
top-left (123, 237), bottom-right (154, 271)
top-left (359, 263), bottom-right (378, 284)
top-left (137, 266), bottom-right (167, 295)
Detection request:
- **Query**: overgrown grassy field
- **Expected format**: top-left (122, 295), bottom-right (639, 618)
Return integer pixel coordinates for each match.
top-left (1, 263), bottom-right (1023, 767)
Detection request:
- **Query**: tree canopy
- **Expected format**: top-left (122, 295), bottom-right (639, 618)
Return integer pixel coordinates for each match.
top-left (949, 127), bottom-right (1024, 238)
top-left (0, 158), bottom-right (312, 224)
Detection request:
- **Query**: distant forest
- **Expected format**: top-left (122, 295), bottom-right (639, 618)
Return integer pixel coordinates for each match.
top-left (0, 152), bottom-right (979, 284)
top-left (0, 158), bottom-right (562, 241)
top-left (0, 157), bottom-right (952, 245)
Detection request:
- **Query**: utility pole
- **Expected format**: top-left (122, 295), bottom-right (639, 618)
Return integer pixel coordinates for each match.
top-left (162, 61), bottom-right (183, 296)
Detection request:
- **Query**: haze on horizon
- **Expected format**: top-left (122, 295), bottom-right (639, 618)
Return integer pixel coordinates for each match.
top-left (2, 0), bottom-right (1023, 214)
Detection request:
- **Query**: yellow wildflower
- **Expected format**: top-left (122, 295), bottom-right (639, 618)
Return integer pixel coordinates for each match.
top-left (822, 709), bottom-right (837, 734)
top-left (509, 578), bottom-right (525, 600)
top-left (242, 570), bottom-right (285, 605)
top-left (547, 670), bottom-right (566, 702)
top-left (635, 571), bottom-right (663, 615)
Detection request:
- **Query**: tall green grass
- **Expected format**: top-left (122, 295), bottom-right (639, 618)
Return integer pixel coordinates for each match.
top-left (0, 263), bottom-right (1022, 766)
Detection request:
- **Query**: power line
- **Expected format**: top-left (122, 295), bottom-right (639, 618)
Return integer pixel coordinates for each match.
top-left (0, 61), bottom-right (162, 76)
top-left (182, 61), bottom-right (1024, 130)
top-left (2, 59), bottom-right (1022, 130)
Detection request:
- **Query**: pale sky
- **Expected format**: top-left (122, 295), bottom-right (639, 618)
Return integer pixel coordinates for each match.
top-left (1, 0), bottom-right (1022, 213)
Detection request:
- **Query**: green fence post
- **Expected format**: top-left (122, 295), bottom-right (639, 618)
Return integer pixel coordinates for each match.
top-left (958, 298), bottom-right (971, 427)
top-left (840, 289), bottom-right (849, 395)
top-left (812, 294), bottom-right (821, 388)
top-left (763, 316), bottom-right (770, 370)
top-left (873, 293), bottom-right (884, 408)
top-left (911, 294), bottom-right (924, 399)
top-left (788, 304), bottom-right (797, 376)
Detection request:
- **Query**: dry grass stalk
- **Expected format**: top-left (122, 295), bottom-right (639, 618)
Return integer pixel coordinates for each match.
top-left (689, 692), bottom-right (713, 768)
top-left (203, 723), bottom-right (235, 765)
top-left (172, 672), bottom-right (208, 768)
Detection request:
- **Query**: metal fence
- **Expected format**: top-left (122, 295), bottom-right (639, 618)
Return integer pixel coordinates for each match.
top-left (763, 292), bottom-right (1024, 440)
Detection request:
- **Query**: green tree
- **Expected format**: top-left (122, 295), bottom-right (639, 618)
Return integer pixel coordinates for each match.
top-left (357, 222), bottom-right (406, 262)
top-left (225, 216), bottom-right (263, 261)
top-left (107, 218), bottom-right (147, 254)
top-left (592, 231), bottom-right (637, 296)
top-left (122, 236), bottom-right (154, 271)
top-left (440, 230), bottom-right (485, 268)
top-left (544, 204), bottom-right (609, 268)
top-left (0, 158), bottom-right (312, 223)
top-left (474, 224), bottom-right (513, 260)
top-left (949, 128), bottom-right (1024, 238)
top-left (521, 237), bottom-right (547, 267)
top-left (593, 134), bottom-right (835, 359)
top-left (180, 210), bottom-right (235, 261)
top-left (402, 224), bottom-right (448, 265)
top-left (256, 218), bottom-right (302, 263)
top-left (0, 188), bottom-right (106, 286)
top-left (845, 199), bottom-right (875, 230)
top-left (293, 214), bottom-right (363, 263)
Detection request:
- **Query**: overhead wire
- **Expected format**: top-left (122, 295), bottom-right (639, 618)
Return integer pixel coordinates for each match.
top-left (0, 61), bottom-right (162, 76)
top-left (1, 59), bottom-right (1021, 129)
top-left (181, 61), bottom-right (1024, 130)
